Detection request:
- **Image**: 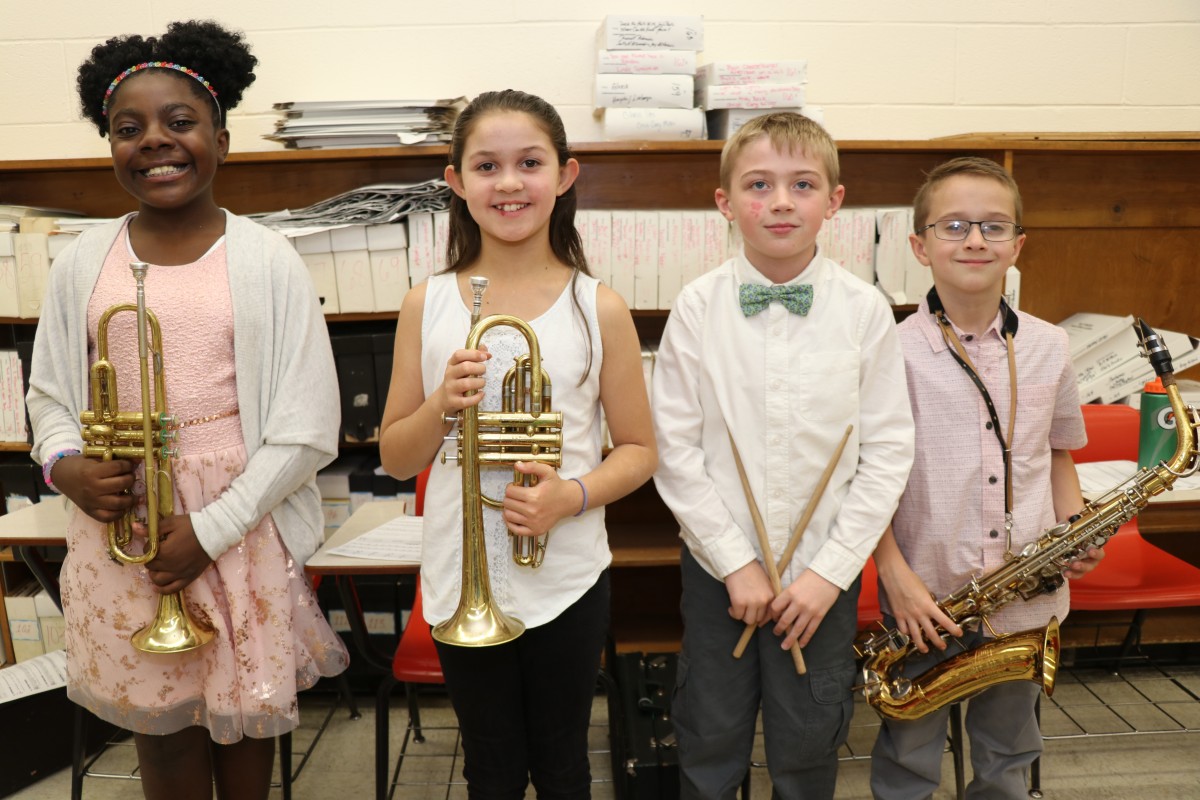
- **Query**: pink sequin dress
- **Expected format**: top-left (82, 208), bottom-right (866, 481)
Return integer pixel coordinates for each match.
top-left (62, 221), bottom-right (348, 742)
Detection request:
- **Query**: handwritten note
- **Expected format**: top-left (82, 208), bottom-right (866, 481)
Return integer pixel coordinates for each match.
top-left (328, 514), bottom-right (423, 562)
top-left (600, 15), bottom-right (704, 51)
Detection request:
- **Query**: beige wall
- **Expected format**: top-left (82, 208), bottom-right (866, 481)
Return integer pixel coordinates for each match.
top-left (2, 1), bottom-right (1199, 161)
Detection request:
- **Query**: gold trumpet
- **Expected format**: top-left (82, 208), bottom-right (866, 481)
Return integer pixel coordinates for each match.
top-left (80, 262), bottom-right (214, 655)
top-left (434, 276), bottom-right (563, 646)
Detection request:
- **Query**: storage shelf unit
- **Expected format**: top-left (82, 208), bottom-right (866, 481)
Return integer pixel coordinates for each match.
top-left (3, 137), bottom-right (1199, 652)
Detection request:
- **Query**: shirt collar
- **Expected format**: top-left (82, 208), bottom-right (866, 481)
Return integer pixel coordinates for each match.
top-left (733, 245), bottom-right (824, 288)
top-left (915, 296), bottom-right (1008, 354)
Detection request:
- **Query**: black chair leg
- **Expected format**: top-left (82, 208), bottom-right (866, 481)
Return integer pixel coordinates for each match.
top-left (949, 703), bottom-right (966, 800)
top-left (1112, 609), bottom-right (1147, 673)
top-left (376, 674), bottom-right (398, 800)
top-left (337, 672), bottom-right (362, 720)
top-left (405, 683), bottom-right (426, 742)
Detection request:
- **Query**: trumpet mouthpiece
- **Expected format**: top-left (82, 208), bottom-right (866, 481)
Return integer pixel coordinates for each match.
top-left (469, 276), bottom-right (489, 325)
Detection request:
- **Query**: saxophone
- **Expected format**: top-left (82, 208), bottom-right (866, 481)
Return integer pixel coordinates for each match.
top-left (858, 319), bottom-right (1199, 720)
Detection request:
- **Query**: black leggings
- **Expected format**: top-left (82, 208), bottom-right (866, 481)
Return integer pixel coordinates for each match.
top-left (434, 570), bottom-right (610, 800)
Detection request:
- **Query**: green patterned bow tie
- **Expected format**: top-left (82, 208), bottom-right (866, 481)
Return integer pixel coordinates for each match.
top-left (739, 283), bottom-right (814, 316)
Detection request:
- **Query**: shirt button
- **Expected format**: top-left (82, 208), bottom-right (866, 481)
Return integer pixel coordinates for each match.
top-left (772, 488), bottom-right (783, 498)
top-left (771, 380), bottom-right (781, 390)
top-left (964, 334), bottom-right (974, 342)
top-left (988, 475), bottom-right (998, 485)
top-left (989, 529), bottom-right (999, 539)
top-left (985, 421), bottom-right (993, 430)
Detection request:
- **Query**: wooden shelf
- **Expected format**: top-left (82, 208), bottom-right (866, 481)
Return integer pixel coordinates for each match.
top-left (5, 136), bottom-right (1200, 650)
top-left (0, 443), bottom-right (31, 453)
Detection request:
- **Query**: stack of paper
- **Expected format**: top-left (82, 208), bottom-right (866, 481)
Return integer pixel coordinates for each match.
top-left (264, 98), bottom-right (467, 149)
top-left (697, 61), bottom-right (823, 139)
top-left (252, 179), bottom-right (451, 229)
top-left (1059, 312), bottom-right (1200, 403)
top-left (0, 205), bottom-right (80, 234)
top-left (249, 180), bottom-right (450, 315)
top-left (595, 14), bottom-right (707, 141)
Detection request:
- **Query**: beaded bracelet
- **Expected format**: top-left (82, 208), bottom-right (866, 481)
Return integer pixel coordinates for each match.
top-left (42, 448), bottom-right (81, 494)
top-left (569, 477), bottom-right (589, 517)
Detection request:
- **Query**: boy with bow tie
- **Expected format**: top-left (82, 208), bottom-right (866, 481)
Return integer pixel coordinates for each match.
top-left (652, 112), bottom-right (915, 799)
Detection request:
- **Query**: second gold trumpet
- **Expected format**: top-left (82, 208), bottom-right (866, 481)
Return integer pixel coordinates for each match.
top-left (435, 276), bottom-right (564, 646)
top-left (80, 261), bottom-right (214, 655)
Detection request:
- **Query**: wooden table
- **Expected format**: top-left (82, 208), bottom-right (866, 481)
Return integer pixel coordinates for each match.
top-left (303, 501), bottom-right (416, 674)
top-left (0, 498), bottom-right (69, 614)
top-left (1138, 487), bottom-right (1200, 569)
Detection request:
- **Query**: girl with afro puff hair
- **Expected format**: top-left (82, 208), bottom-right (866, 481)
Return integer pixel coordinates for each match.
top-left (27, 20), bottom-right (348, 799)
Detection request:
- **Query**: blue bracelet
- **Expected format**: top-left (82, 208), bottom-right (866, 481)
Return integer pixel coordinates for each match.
top-left (570, 477), bottom-right (589, 517)
top-left (42, 448), bottom-right (81, 494)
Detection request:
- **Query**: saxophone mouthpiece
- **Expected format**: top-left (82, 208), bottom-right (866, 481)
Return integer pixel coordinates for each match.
top-left (1134, 318), bottom-right (1175, 378)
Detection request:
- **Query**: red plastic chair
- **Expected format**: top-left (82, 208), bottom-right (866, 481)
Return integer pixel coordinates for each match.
top-left (1072, 403), bottom-right (1139, 462)
top-left (857, 555), bottom-right (881, 632)
top-left (1067, 403), bottom-right (1200, 623)
top-left (374, 466), bottom-right (445, 800)
top-left (1032, 406), bottom-right (1200, 795)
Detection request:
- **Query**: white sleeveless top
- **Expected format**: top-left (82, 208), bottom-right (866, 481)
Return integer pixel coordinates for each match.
top-left (420, 270), bottom-right (609, 627)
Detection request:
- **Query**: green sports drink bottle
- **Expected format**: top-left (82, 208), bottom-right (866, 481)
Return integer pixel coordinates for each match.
top-left (1137, 377), bottom-right (1176, 469)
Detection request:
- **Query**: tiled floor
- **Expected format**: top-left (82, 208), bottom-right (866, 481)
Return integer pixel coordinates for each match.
top-left (10, 662), bottom-right (1200, 799)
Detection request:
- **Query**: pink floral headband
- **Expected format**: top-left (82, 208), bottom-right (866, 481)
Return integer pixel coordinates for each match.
top-left (101, 61), bottom-right (219, 117)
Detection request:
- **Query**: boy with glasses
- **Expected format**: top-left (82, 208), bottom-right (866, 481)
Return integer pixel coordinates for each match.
top-left (869, 156), bottom-right (1104, 799)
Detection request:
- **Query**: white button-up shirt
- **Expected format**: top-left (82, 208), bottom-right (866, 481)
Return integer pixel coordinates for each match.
top-left (888, 299), bottom-right (1086, 633)
top-left (653, 252), bottom-right (915, 590)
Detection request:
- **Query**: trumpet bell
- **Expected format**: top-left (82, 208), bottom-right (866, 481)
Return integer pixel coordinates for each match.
top-left (431, 603), bottom-right (525, 648)
top-left (131, 592), bottom-right (215, 654)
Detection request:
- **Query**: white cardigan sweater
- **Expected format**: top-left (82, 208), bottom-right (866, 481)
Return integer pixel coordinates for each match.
top-left (26, 212), bottom-right (341, 565)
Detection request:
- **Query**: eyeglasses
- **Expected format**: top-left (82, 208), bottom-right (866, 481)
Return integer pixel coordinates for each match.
top-left (916, 220), bottom-right (1024, 242)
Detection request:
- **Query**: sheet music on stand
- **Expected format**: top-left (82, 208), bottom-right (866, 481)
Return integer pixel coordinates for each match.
top-left (1077, 460), bottom-right (1200, 498)
top-left (251, 178), bottom-right (451, 230)
top-left (327, 514), bottom-right (424, 563)
top-left (0, 649), bottom-right (67, 703)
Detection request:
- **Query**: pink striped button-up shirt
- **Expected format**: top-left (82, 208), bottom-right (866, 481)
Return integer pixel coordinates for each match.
top-left (886, 299), bottom-right (1086, 635)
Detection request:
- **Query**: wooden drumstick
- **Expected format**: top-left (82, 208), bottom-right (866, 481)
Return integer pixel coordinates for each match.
top-left (728, 432), bottom-right (806, 674)
top-left (730, 425), bottom-right (854, 669)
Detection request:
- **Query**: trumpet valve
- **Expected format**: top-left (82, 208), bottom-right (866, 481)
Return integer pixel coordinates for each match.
top-left (441, 435), bottom-right (461, 465)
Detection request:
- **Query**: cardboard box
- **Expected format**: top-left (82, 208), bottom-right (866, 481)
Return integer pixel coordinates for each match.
top-left (595, 74), bottom-right (695, 110)
top-left (597, 49), bottom-right (696, 75)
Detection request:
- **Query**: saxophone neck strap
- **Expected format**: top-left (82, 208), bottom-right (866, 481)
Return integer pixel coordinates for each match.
top-left (927, 286), bottom-right (1020, 557)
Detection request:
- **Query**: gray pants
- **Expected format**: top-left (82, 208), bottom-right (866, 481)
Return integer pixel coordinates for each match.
top-left (869, 623), bottom-right (1044, 800)
top-left (673, 547), bottom-right (859, 800)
